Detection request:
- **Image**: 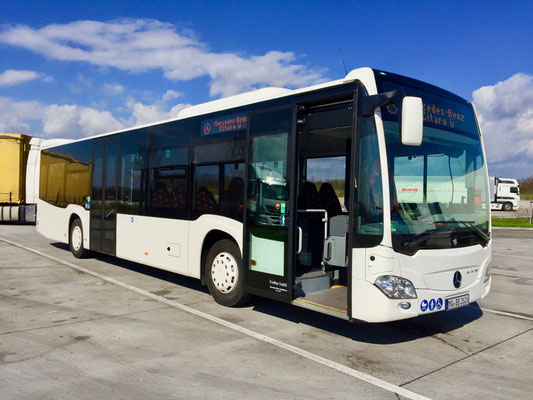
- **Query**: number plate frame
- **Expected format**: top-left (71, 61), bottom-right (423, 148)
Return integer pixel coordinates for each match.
top-left (445, 294), bottom-right (470, 311)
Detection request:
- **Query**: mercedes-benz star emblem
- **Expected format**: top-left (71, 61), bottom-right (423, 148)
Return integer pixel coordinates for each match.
top-left (453, 271), bottom-right (462, 288)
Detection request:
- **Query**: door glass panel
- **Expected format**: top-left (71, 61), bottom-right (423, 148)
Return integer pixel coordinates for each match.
top-left (102, 142), bottom-right (118, 254)
top-left (248, 133), bottom-right (288, 276)
top-left (245, 108), bottom-right (292, 300)
top-left (90, 144), bottom-right (105, 251)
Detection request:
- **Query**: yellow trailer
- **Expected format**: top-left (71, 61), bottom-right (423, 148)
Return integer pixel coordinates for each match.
top-left (0, 133), bottom-right (36, 221)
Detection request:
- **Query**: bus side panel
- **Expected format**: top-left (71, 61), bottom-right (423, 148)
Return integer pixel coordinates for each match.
top-left (188, 215), bottom-right (243, 279)
top-left (36, 200), bottom-right (89, 246)
top-left (116, 214), bottom-right (189, 276)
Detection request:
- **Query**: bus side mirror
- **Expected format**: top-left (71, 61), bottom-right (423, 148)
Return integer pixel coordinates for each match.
top-left (401, 97), bottom-right (423, 146)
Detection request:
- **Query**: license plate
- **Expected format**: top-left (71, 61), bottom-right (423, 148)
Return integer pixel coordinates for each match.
top-left (445, 294), bottom-right (470, 310)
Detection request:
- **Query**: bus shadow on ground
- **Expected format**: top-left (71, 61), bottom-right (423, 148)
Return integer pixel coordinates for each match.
top-left (50, 242), bottom-right (209, 294)
top-left (51, 242), bottom-right (482, 345)
top-left (251, 297), bottom-right (484, 345)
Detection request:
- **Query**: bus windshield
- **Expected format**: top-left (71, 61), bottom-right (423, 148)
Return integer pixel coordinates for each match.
top-left (376, 71), bottom-right (490, 255)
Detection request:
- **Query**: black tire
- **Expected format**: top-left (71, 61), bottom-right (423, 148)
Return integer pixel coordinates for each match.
top-left (204, 239), bottom-right (250, 307)
top-left (69, 218), bottom-right (91, 258)
top-left (502, 202), bottom-right (513, 212)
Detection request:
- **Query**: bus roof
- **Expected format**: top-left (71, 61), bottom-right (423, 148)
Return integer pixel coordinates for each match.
top-left (42, 67), bottom-right (375, 149)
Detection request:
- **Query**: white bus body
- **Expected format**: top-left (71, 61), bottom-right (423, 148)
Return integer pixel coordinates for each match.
top-left (36, 68), bottom-right (491, 323)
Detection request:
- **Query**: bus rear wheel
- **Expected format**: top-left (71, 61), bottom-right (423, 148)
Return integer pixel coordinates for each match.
top-left (69, 218), bottom-right (91, 258)
top-left (205, 239), bottom-right (250, 307)
top-left (502, 202), bottom-right (513, 211)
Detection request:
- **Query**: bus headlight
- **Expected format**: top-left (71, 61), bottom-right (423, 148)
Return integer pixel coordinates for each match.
top-left (374, 275), bottom-right (417, 299)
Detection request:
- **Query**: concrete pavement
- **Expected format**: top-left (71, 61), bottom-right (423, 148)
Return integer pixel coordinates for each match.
top-left (1, 224), bottom-right (532, 399)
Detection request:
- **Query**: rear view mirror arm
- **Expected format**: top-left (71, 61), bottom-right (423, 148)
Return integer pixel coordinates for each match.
top-left (359, 90), bottom-right (402, 117)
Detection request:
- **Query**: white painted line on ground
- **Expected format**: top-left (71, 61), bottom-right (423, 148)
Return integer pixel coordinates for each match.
top-left (493, 253), bottom-right (533, 261)
top-left (0, 237), bottom-right (431, 400)
top-left (479, 307), bottom-right (533, 322)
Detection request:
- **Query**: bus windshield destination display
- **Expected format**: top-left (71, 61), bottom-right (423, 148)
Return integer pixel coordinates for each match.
top-left (379, 77), bottom-right (478, 136)
top-left (385, 101), bottom-right (470, 132)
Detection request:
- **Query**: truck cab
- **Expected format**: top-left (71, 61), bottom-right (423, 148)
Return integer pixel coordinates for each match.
top-left (490, 177), bottom-right (520, 211)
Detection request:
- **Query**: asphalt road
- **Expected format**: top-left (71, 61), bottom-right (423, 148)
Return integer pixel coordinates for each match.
top-left (0, 224), bottom-right (532, 399)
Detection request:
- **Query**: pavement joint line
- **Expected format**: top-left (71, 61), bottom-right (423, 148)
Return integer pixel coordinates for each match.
top-left (430, 334), bottom-right (469, 356)
top-left (0, 236), bottom-right (431, 400)
top-left (491, 271), bottom-right (533, 280)
top-left (0, 271), bottom-right (77, 281)
top-left (492, 253), bottom-right (533, 261)
top-left (493, 244), bottom-right (533, 250)
top-left (400, 326), bottom-right (533, 388)
top-left (0, 305), bottom-right (172, 337)
top-left (478, 307), bottom-right (533, 322)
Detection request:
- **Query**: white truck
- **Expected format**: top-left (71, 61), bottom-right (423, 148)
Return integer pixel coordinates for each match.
top-left (489, 176), bottom-right (520, 211)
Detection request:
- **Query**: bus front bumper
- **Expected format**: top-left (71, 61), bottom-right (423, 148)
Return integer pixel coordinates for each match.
top-left (350, 273), bottom-right (491, 323)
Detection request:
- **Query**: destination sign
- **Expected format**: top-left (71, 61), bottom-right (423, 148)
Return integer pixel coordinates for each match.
top-left (383, 100), bottom-right (474, 134)
top-left (379, 78), bottom-right (479, 137)
top-left (201, 113), bottom-right (247, 136)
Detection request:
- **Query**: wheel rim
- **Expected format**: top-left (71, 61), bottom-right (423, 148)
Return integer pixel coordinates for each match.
top-left (211, 251), bottom-right (238, 294)
top-left (72, 226), bottom-right (82, 251)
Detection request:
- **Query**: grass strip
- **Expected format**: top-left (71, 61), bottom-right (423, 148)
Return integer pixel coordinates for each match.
top-left (492, 217), bottom-right (533, 228)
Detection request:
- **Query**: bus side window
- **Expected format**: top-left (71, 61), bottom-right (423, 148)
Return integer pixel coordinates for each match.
top-left (220, 163), bottom-right (245, 219)
top-left (148, 167), bottom-right (187, 213)
top-left (194, 165), bottom-right (219, 213)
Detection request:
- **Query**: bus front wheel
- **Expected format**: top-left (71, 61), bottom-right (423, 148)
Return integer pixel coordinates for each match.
top-left (205, 239), bottom-right (250, 307)
top-left (69, 219), bottom-right (91, 258)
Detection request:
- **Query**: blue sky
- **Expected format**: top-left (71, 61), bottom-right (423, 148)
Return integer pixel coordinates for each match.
top-left (1, 0), bottom-right (532, 178)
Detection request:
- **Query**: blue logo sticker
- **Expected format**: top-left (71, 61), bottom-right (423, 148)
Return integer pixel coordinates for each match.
top-left (131, 217), bottom-right (134, 223)
top-left (436, 298), bottom-right (443, 309)
top-left (429, 299), bottom-right (436, 311)
top-left (280, 215), bottom-right (286, 226)
top-left (420, 299), bottom-right (428, 312)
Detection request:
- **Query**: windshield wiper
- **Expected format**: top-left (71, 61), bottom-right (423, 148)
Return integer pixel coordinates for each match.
top-left (433, 220), bottom-right (490, 246)
top-left (402, 220), bottom-right (490, 249)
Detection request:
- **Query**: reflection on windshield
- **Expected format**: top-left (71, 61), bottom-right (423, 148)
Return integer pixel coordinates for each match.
top-left (375, 71), bottom-right (490, 254)
top-left (385, 122), bottom-right (490, 254)
top-left (385, 121), bottom-right (489, 253)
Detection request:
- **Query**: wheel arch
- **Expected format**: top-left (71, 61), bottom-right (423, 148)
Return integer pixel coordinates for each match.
top-left (68, 212), bottom-right (88, 247)
top-left (200, 230), bottom-right (240, 285)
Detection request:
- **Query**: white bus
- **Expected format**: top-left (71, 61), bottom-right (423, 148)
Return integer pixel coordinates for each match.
top-left (36, 68), bottom-right (492, 322)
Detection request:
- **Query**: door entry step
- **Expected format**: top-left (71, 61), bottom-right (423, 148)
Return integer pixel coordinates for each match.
top-left (295, 271), bottom-right (331, 296)
top-left (293, 286), bottom-right (348, 319)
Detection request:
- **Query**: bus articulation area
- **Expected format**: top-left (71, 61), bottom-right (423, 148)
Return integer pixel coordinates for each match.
top-left (36, 68), bottom-right (492, 322)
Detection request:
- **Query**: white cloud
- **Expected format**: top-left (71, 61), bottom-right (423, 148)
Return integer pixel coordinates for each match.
top-left (41, 104), bottom-right (124, 138)
top-left (0, 91), bottom-right (188, 139)
top-left (473, 73), bottom-right (533, 177)
top-left (102, 82), bottom-right (125, 95)
top-left (126, 90), bottom-right (189, 126)
top-left (161, 89), bottom-right (182, 102)
top-left (0, 69), bottom-right (52, 87)
top-left (0, 96), bottom-right (123, 138)
top-left (0, 19), bottom-right (326, 97)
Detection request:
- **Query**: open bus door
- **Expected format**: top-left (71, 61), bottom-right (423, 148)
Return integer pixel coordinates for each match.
top-left (243, 107), bottom-right (295, 303)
